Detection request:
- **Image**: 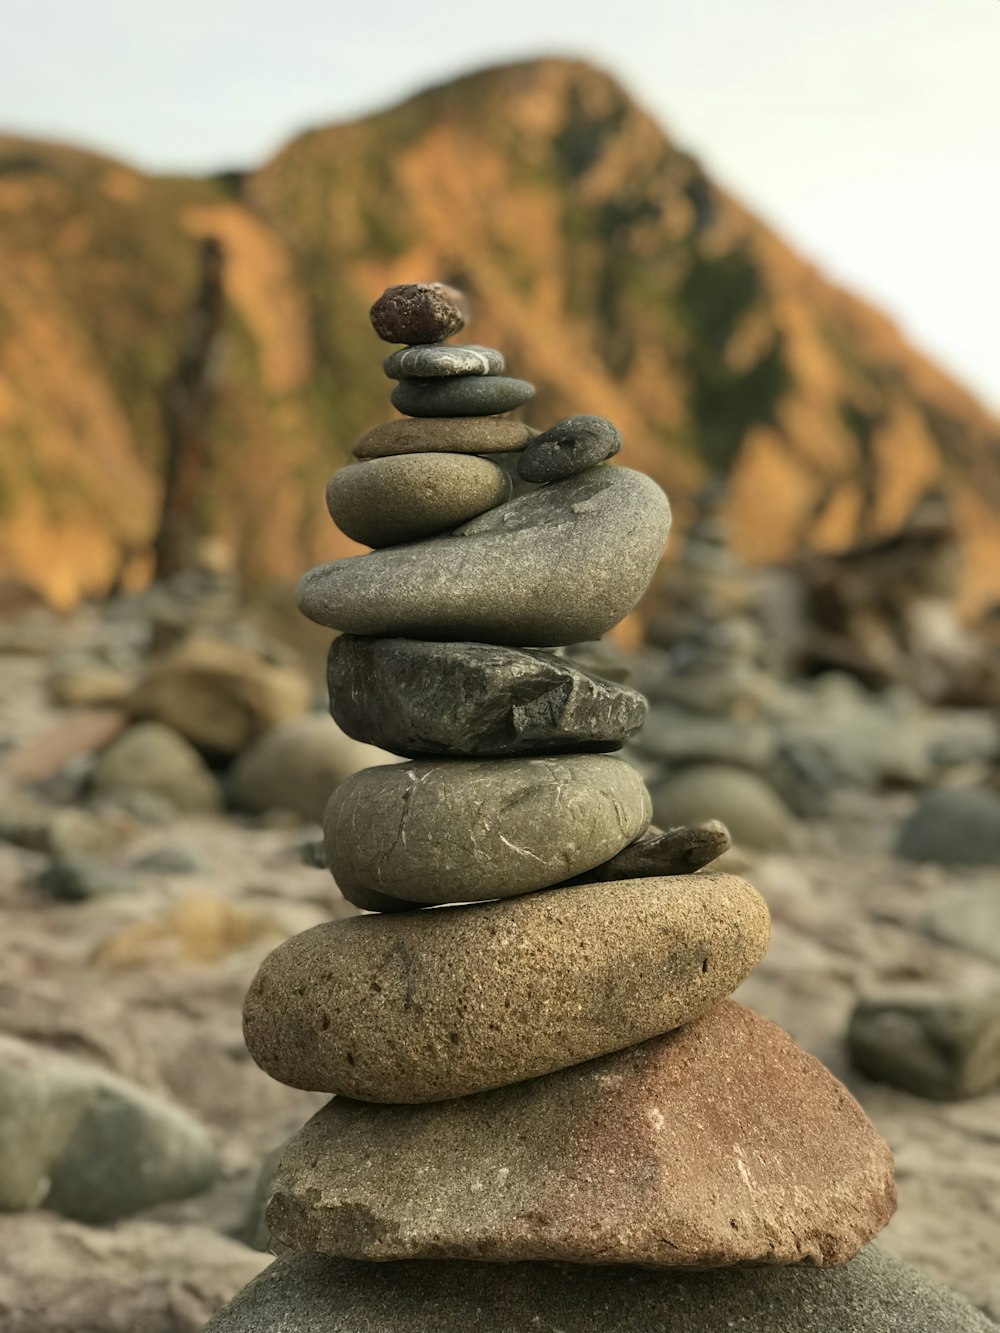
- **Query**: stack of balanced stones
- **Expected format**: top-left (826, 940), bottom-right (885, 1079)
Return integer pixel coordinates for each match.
top-left (209, 284), bottom-right (919, 1332)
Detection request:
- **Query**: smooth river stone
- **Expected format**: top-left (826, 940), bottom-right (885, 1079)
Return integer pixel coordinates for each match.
top-left (369, 283), bottom-right (466, 345)
top-left (326, 637), bottom-right (648, 757)
top-left (242, 873), bottom-right (770, 1101)
top-left (323, 754), bottom-right (651, 906)
top-left (517, 414), bottom-right (623, 483)
top-left (383, 344), bottom-right (504, 379)
top-left (391, 375), bottom-right (535, 418)
top-left (353, 416), bottom-right (537, 458)
top-left (298, 467), bottom-right (671, 645)
top-left (205, 1248), bottom-right (995, 1333)
top-left (326, 455), bottom-right (510, 548)
top-left (269, 1002), bottom-right (895, 1267)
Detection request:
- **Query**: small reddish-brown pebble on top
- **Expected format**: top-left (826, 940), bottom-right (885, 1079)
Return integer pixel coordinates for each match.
top-left (370, 283), bottom-right (467, 345)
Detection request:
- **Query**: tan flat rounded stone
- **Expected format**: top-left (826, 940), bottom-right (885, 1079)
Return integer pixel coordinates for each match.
top-left (269, 1001), bottom-right (896, 1267)
top-left (242, 873), bottom-right (770, 1102)
top-left (353, 417), bottom-right (537, 458)
top-left (326, 455), bottom-right (511, 548)
top-left (323, 755), bottom-right (652, 906)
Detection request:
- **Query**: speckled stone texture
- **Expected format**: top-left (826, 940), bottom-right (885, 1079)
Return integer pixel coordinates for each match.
top-left (242, 873), bottom-right (770, 1102)
top-left (353, 417), bottom-right (537, 458)
top-left (391, 375), bottom-right (534, 418)
top-left (322, 755), bottom-right (651, 906)
top-left (568, 820), bottom-right (732, 883)
top-left (203, 1247), bottom-right (995, 1333)
top-left (326, 455), bottom-right (510, 548)
top-left (298, 467), bottom-right (671, 646)
top-left (383, 343), bottom-right (504, 379)
top-left (518, 415), bottom-right (622, 482)
top-left (369, 283), bottom-right (466, 345)
top-left (326, 637), bottom-right (648, 757)
top-left (269, 1002), bottom-right (895, 1267)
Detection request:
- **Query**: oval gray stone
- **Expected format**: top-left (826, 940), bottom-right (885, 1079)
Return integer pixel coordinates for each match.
top-left (326, 455), bottom-right (511, 548)
top-left (323, 755), bottom-right (651, 906)
top-left (518, 414), bottom-right (623, 482)
top-left (383, 344), bottom-right (504, 379)
top-left (204, 1248), bottom-right (997, 1333)
top-left (298, 467), bottom-right (671, 646)
top-left (242, 873), bottom-right (771, 1101)
top-left (391, 375), bottom-right (534, 418)
top-left (327, 637), bottom-right (648, 757)
top-left (353, 417), bottom-right (537, 458)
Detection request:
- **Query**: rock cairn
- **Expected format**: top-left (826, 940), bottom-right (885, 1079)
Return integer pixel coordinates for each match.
top-left (210, 283), bottom-right (903, 1331)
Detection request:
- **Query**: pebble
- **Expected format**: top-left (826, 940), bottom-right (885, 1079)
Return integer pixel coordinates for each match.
top-left (204, 1246), bottom-right (996, 1333)
top-left (90, 722), bottom-right (223, 815)
top-left (269, 1002), bottom-right (894, 1266)
top-left (323, 755), bottom-right (651, 906)
top-left (569, 821), bottom-right (732, 883)
top-left (369, 283), bottom-right (466, 345)
top-left (383, 344), bottom-right (504, 379)
top-left (242, 873), bottom-right (770, 1101)
top-left (897, 786), bottom-right (1000, 866)
top-left (326, 454), bottom-right (511, 548)
top-left (354, 416), bottom-right (536, 458)
top-left (298, 467), bottom-right (671, 646)
top-left (326, 636), bottom-right (648, 757)
top-left (849, 991), bottom-right (1000, 1100)
top-left (391, 375), bottom-right (534, 418)
top-left (517, 415), bottom-right (622, 482)
top-left (652, 763), bottom-right (797, 852)
top-left (921, 886), bottom-right (1000, 964)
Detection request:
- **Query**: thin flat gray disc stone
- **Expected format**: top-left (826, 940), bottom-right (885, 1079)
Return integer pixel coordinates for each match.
top-left (383, 344), bottom-right (505, 379)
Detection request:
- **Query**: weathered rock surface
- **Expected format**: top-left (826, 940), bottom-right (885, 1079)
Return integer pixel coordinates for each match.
top-left (517, 414), bottom-right (622, 482)
top-left (327, 636), bottom-right (647, 757)
top-left (323, 755), bottom-right (651, 905)
top-left (568, 821), bottom-right (732, 883)
top-left (299, 467), bottom-right (670, 645)
top-left (90, 722), bottom-right (222, 815)
top-left (849, 991), bottom-right (1000, 1100)
top-left (353, 416), bottom-right (536, 458)
top-left (204, 1247), bottom-right (995, 1333)
top-left (0, 1034), bottom-right (218, 1221)
top-left (228, 715), bottom-right (394, 822)
top-left (270, 1001), bottom-right (895, 1266)
top-left (326, 454), bottom-right (510, 548)
top-left (129, 635), bottom-right (312, 757)
top-left (0, 1213), bottom-right (267, 1333)
top-left (653, 763), bottom-right (797, 851)
top-left (369, 282), bottom-right (466, 344)
top-left (391, 375), bottom-right (534, 417)
top-left (383, 343), bottom-right (504, 379)
top-left (898, 787), bottom-right (1000, 866)
top-left (242, 873), bottom-right (770, 1101)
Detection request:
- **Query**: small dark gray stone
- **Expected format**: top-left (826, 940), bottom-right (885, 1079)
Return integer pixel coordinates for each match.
top-left (204, 1247), bottom-right (995, 1333)
top-left (391, 375), bottom-right (534, 418)
top-left (383, 344), bottom-right (504, 379)
top-left (327, 637), bottom-right (647, 757)
top-left (568, 821), bottom-right (732, 884)
top-left (369, 283), bottom-right (466, 345)
top-left (897, 787), bottom-right (1000, 866)
top-left (298, 466), bottom-right (671, 646)
top-left (849, 990), bottom-right (1000, 1100)
top-left (518, 415), bottom-right (622, 482)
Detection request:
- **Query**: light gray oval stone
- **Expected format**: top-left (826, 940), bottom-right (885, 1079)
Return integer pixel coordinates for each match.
top-left (518, 414), bottom-right (622, 482)
top-left (326, 455), bottom-right (511, 548)
top-left (204, 1248), bottom-right (997, 1333)
top-left (242, 873), bottom-right (771, 1101)
top-left (383, 344), bottom-right (505, 380)
top-left (298, 467), bottom-right (671, 646)
top-left (391, 376), bottom-right (534, 418)
top-left (327, 637), bottom-right (648, 757)
top-left (323, 754), bottom-right (651, 906)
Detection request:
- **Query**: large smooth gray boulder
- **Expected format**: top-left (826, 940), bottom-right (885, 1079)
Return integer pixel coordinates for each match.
top-left (204, 1246), bottom-right (996, 1332)
top-left (242, 874), bottom-right (770, 1102)
top-left (298, 467), bottom-right (670, 646)
top-left (326, 637), bottom-right (647, 757)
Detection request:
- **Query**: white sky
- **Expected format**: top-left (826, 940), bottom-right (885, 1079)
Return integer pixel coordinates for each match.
top-left (5, 0), bottom-right (999, 409)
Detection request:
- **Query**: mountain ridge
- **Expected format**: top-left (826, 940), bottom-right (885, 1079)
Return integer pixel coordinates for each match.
top-left (1, 57), bottom-right (997, 613)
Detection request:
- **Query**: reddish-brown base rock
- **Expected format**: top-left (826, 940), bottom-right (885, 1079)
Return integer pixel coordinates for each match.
top-left (268, 1002), bottom-right (895, 1268)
